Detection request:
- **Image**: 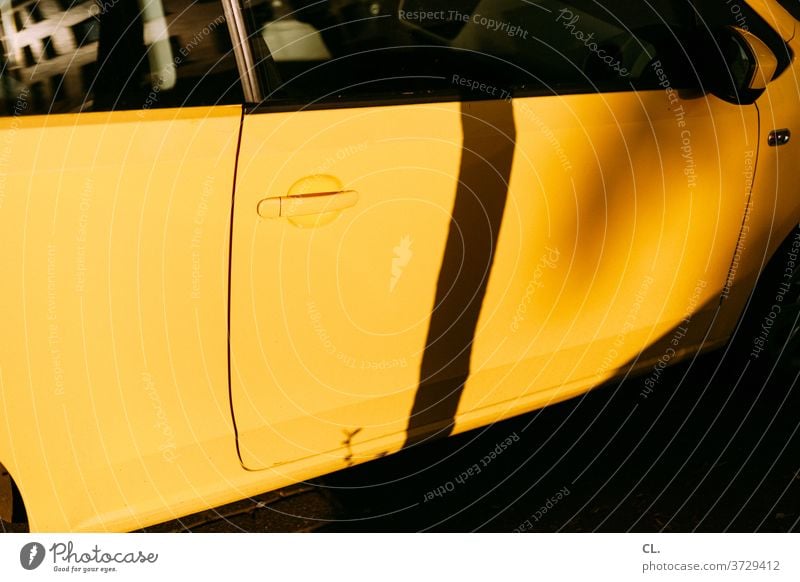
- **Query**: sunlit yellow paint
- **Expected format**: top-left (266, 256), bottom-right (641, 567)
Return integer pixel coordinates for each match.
top-left (0, 106), bottom-right (244, 531)
top-left (0, 1), bottom-right (799, 533)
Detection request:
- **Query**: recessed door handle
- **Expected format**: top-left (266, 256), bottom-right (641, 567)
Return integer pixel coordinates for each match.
top-left (257, 190), bottom-right (359, 219)
top-left (768, 129), bottom-right (791, 147)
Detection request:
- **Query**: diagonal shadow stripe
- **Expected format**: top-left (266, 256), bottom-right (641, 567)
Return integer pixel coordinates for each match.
top-left (404, 98), bottom-right (517, 448)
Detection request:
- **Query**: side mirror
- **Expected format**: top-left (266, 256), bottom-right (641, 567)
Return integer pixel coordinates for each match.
top-left (701, 26), bottom-right (778, 104)
top-left (728, 27), bottom-right (778, 90)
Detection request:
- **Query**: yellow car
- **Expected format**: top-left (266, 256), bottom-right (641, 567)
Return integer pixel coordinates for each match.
top-left (1, 0), bottom-right (799, 532)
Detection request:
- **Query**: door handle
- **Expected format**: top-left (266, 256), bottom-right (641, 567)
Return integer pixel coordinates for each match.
top-left (257, 190), bottom-right (359, 219)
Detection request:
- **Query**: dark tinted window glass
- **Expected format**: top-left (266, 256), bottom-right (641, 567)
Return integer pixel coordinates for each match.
top-left (0, 0), bottom-right (243, 116)
top-left (246, 0), bottom-right (697, 104)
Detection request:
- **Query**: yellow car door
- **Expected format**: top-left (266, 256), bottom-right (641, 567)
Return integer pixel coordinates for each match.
top-left (229, 0), bottom-right (768, 471)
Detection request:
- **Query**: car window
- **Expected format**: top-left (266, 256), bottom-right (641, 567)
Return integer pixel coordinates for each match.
top-left (244, 0), bottom-right (698, 104)
top-left (0, 0), bottom-right (243, 116)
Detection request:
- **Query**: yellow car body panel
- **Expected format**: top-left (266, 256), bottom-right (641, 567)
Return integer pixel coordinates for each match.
top-left (0, 0), bottom-right (799, 533)
top-left (0, 106), bottom-right (243, 531)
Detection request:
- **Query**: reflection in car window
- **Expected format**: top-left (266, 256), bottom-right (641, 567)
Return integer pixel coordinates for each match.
top-left (0, 0), bottom-right (242, 116)
top-left (244, 0), bottom-right (697, 104)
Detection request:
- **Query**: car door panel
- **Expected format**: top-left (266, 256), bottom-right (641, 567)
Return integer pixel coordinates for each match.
top-left (230, 103), bottom-right (465, 469)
